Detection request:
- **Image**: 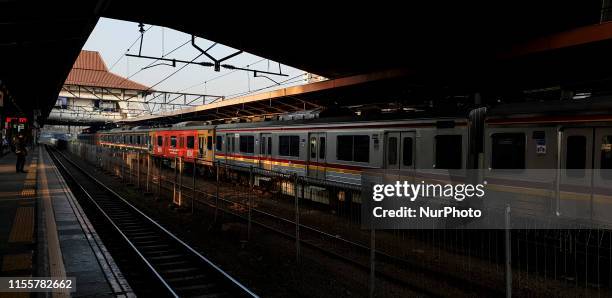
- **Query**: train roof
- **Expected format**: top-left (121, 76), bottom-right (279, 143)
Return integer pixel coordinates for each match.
top-left (488, 96), bottom-right (612, 118)
top-left (214, 114), bottom-right (466, 130)
top-left (98, 113), bottom-right (467, 134)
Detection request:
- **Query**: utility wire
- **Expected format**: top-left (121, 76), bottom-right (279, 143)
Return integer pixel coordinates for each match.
top-left (116, 39), bottom-right (191, 88)
top-left (224, 73), bottom-right (306, 99)
top-left (146, 53), bottom-right (205, 92)
top-left (177, 58), bottom-right (267, 93)
top-left (109, 25), bottom-right (153, 71)
top-left (120, 52), bottom-right (204, 102)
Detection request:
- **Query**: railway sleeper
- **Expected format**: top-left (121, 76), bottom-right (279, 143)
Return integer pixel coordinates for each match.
top-left (136, 243), bottom-right (170, 250)
top-left (155, 260), bottom-right (191, 269)
top-left (130, 234), bottom-right (161, 240)
top-left (143, 249), bottom-right (177, 256)
top-left (160, 267), bottom-right (202, 278)
top-left (165, 273), bottom-right (208, 284)
top-left (174, 284), bottom-right (221, 296)
top-left (149, 254), bottom-right (184, 261)
top-left (188, 292), bottom-right (230, 298)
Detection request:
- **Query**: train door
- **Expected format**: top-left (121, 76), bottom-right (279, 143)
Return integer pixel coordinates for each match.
top-left (560, 127), bottom-right (612, 223)
top-left (385, 132), bottom-right (416, 171)
top-left (198, 133), bottom-right (206, 160)
top-left (155, 133), bottom-right (164, 155)
top-left (593, 127), bottom-right (612, 223)
top-left (225, 133), bottom-right (234, 164)
top-left (559, 128), bottom-right (593, 219)
top-left (186, 133), bottom-right (196, 160)
top-left (260, 133), bottom-right (272, 170)
top-left (307, 132), bottom-right (326, 179)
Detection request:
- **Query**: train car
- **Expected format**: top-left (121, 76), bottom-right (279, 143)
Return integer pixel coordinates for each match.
top-left (150, 122), bottom-right (216, 165)
top-left (84, 98), bottom-right (612, 219)
top-left (76, 133), bottom-right (98, 145)
top-left (481, 99), bottom-right (612, 221)
top-left (99, 127), bottom-right (150, 152)
top-left (214, 116), bottom-right (469, 185)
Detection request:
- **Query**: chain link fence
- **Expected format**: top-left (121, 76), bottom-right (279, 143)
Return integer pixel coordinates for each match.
top-left (68, 142), bottom-right (612, 297)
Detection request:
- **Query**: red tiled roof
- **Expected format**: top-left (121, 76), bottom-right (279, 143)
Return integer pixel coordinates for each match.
top-left (64, 50), bottom-right (151, 91)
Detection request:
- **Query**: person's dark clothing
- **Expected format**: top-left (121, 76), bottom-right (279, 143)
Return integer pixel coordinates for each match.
top-left (14, 140), bottom-right (27, 173)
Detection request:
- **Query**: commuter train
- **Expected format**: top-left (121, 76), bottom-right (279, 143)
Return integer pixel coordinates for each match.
top-left (78, 99), bottom-right (612, 221)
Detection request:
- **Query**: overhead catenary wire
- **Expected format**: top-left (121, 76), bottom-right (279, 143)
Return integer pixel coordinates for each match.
top-left (224, 72), bottom-right (306, 99)
top-left (116, 38), bottom-right (191, 89)
top-left (111, 25), bottom-right (305, 111)
top-left (147, 53), bottom-right (205, 92)
top-left (109, 25), bottom-right (153, 71)
top-left (176, 58), bottom-right (267, 93)
top-left (120, 52), bottom-right (205, 103)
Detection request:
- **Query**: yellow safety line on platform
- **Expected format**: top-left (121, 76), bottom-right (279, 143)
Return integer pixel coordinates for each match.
top-left (8, 207), bottom-right (34, 243)
top-left (20, 157), bottom-right (37, 198)
top-left (0, 292), bottom-right (30, 298)
top-left (39, 149), bottom-right (69, 298)
top-left (1, 252), bottom-right (32, 272)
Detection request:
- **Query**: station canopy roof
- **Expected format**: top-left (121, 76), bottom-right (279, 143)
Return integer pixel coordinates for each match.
top-left (65, 50), bottom-right (150, 91)
top-left (2, 1), bottom-right (612, 125)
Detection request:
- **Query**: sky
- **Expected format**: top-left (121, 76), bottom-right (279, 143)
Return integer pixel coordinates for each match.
top-left (83, 18), bottom-right (308, 99)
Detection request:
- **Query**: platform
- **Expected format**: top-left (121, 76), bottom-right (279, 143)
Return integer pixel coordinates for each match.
top-left (0, 146), bottom-right (133, 297)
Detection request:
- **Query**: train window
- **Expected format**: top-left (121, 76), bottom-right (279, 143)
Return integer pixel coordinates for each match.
top-left (337, 136), bottom-right (354, 161)
top-left (170, 136), bottom-right (177, 148)
top-left (435, 135), bottom-right (462, 169)
top-left (261, 137), bottom-right (267, 154)
top-left (310, 137), bottom-right (317, 159)
top-left (267, 137), bottom-right (272, 155)
top-left (137, 135), bottom-right (141, 145)
top-left (337, 135), bottom-right (370, 163)
top-left (566, 136), bottom-right (586, 176)
top-left (403, 137), bottom-right (413, 166)
top-left (187, 136), bottom-right (195, 149)
top-left (207, 136), bottom-right (213, 150)
top-left (320, 137), bottom-right (326, 159)
top-left (601, 136), bottom-right (612, 179)
top-left (279, 135), bottom-right (300, 157)
top-left (240, 135), bottom-right (255, 153)
top-left (231, 136), bottom-right (236, 152)
top-left (490, 133), bottom-right (524, 169)
top-left (388, 137), bottom-right (398, 165)
top-left (354, 136), bottom-right (369, 162)
top-left (216, 136), bottom-right (223, 151)
top-left (157, 136), bottom-right (163, 146)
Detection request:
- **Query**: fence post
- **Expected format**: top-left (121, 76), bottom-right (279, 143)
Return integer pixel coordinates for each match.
top-left (192, 161), bottom-right (196, 214)
top-left (128, 152), bottom-right (133, 185)
top-left (505, 204), bottom-right (512, 298)
top-left (146, 154), bottom-right (150, 192)
top-left (137, 152), bottom-right (141, 189)
top-left (215, 161), bottom-right (220, 223)
top-left (294, 174), bottom-right (300, 264)
top-left (121, 151), bottom-right (125, 183)
top-left (173, 157), bottom-right (178, 205)
top-left (158, 157), bottom-right (162, 199)
top-left (179, 157), bottom-right (183, 206)
top-left (248, 166), bottom-right (253, 240)
top-left (370, 226), bottom-right (376, 298)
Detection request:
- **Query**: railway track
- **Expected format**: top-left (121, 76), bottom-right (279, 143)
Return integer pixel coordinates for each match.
top-left (113, 157), bottom-right (500, 296)
top-left (47, 146), bottom-right (258, 298)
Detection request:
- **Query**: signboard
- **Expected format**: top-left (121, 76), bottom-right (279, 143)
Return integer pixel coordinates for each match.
top-left (5, 117), bottom-right (27, 124)
top-left (536, 138), bottom-right (546, 154)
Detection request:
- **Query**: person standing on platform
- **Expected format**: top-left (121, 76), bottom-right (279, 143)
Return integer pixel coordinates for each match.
top-left (14, 134), bottom-right (27, 173)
